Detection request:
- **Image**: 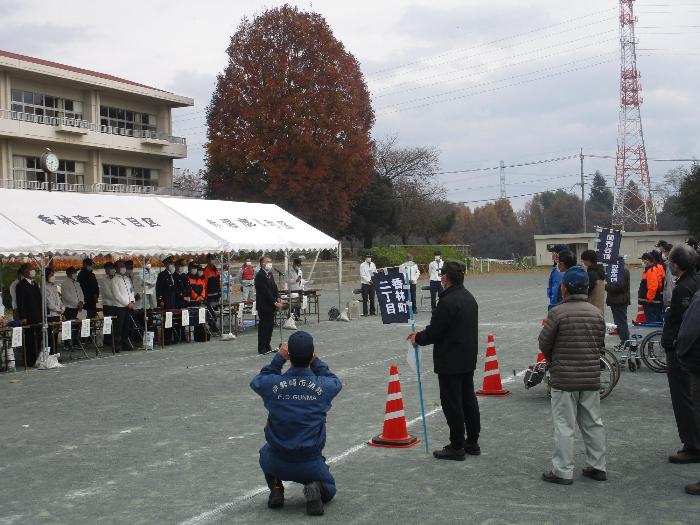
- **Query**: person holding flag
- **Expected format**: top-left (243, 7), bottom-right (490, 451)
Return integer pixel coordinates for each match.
top-left (407, 260), bottom-right (480, 460)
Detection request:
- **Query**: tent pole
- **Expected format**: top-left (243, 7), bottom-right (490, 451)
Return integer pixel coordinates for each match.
top-left (307, 250), bottom-right (320, 283)
top-left (40, 253), bottom-right (48, 354)
top-left (337, 242), bottom-right (342, 310)
top-left (226, 252), bottom-right (233, 335)
top-left (219, 252), bottom-right (225, 338)
top-left (142, 256), bottom-right (148, 350)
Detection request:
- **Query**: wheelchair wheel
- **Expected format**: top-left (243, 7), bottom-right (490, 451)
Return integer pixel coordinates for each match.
top-left (640, 330), bottom-right (666, 373)
top-left (599, 355), bottom-right (615, 400)
top-left (602, 348), bottom-right (621, 387)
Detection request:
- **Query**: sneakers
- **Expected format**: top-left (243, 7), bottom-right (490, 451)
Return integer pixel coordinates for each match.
top-left (464, 442), bottom-right (481, 456)
top-left (582, 467), bottom-right (607, 481)
top-left (685, 481), bottom-right (700, 495)
top-left (669, 449), bottom-right (700, 464)
top-left (303, 481), bottom-right (324, 516)
top-left (541, 471), bottom-right (573, 485)
top-left (433, 445), bottom-right (466, 461)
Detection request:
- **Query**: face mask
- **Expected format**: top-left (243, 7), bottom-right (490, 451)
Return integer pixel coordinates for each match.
top-left (119, 267), bottom-right (126, 275)
top-left (167, 264), bottom-right (175, 273)
top-left (435, 256), bottom-right (440, 262)
top-left (197, 271), bottom-right (204, 277)
top-left (365, 258), bottom-right (371, 264)
top-left (108, 269), bottom-right (116, 276)
top-left (179, 266), bottom-right (186, 274)
top-left (265, 263), bottom-right (273, 271)
top-left (29, 270), bottom-right (36, 278)
top-left (48, 276), bottom-right (56, 284)
top-left (245, 261), bottom-right (252, 267)
top-left (145, 263), bottom-right (152, 270)
top-left (223, 270), bottom-right (229, 276)
top-left (190, 269), bottom-right (197, 276)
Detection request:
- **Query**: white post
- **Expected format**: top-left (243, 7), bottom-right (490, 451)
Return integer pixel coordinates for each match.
top-left (142, 256), bottom-right (148, 349)
top-left (219, 252), bottom-right (225, 337)
top-left (39, 254), bottom-right (48, 353)
top-left (337, 242), bottom-right (342, 310)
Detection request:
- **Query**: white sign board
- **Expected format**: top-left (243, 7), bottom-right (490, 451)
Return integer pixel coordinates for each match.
top-left (198, 307), bottom-right (206, 324)
top-left (165, 311), bottom-right (173, 329)
top-left (102, 316), bottom-right (112, 335)
top-left (81, 319), bottom-right (91, 338)
top-left (144, 331), bottom-right (155, 349)
top-left (11, 326), bottom-right (22, 348)
top-left (181, 309), bottom-right (189, 326)
top-left (61, 321), bottom-right (72, 341)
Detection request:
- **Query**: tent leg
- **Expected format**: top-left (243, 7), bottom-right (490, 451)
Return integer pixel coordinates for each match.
top-left (40, 254), bottom-right (48, 355)
top-left (220, 252), bottom-right (225, 338)
top-left (337, 242), bottom-right (342, 311)
top-left (143, 257), bottom-right (148, 350)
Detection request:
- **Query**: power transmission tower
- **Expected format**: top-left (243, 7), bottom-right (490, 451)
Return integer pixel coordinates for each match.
top-left (612, 0), bottom-right (657, 230)
top-left (499, 160), bottom-right (506, 199)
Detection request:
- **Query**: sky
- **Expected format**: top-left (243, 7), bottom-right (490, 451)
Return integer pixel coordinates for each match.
top-left (1, 0), bottom-right (698, 209)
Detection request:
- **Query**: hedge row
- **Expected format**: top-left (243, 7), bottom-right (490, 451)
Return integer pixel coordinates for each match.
top-left (367, 246), bottom-right (467, 269)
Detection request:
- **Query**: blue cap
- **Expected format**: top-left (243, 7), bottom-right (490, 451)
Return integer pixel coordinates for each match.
top-left (288, 331), bottom-right (314, 359)
top-left (562, 266), bottom-right (589, 295)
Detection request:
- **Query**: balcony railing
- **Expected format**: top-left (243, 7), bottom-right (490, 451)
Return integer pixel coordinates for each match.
top-left (0, 109), bottom-right (187, 145)
top-left (0, 178), bottom-right (204, 198)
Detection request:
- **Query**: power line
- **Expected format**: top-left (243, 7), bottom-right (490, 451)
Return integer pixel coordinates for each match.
top-left (436, 155), bottom-right (578, 176)
top-left (587, 154), bottom-right (699, 162)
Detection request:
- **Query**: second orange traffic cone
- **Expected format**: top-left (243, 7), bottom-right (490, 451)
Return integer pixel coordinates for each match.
top-left (634, 305), bottom-right (646, 324)
top-left (476, 334), bottom-right (511, 397)
top-left (368, 364), bottom-right (419, 448)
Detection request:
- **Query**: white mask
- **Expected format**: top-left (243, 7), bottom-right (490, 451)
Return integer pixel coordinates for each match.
top-left (190, 268), bottom-right (197, 276)
top-left (48, 276), bottom-right (56, 284)
top-left (119, 267), bottom-right (127, 275)
top-left (365, 258), bottom-right (371, 264)
top-left (167, 264), bottom-right (175, 273)
top-left (197, 271), bottom-right (204, 277)
top-left (435, 256), bottom-right (441, 262)
top-left (145, 263), bottom-right (152, 269)
top-left (179, 266), bottom-right (186, 274)
top-left (29, 269), bottom-right (36, 278)
top-left (265, 263), bottom-right (273, 272)
top-left (245, 261), bottom-right (252, 267)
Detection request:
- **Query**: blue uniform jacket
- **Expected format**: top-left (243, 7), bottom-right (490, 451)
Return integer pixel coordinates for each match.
top-left (547, 264), bottom-right (562, 307)
top-left (250, 354), bottom-right (342, 461)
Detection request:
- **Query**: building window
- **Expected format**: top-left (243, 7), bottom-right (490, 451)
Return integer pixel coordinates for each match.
top-left (102, 164), bottom-right (158, 187)
top-left (99, 106), bottom-right (157, 134)
top-left (10, 89), bottom-right (83, 120)
top-left (12, 156), bottom-right (85, 184)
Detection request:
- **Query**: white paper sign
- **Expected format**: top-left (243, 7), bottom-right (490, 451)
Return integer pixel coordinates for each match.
top-left (302, 295), bottom-right (308, 311)
top-left (144, 331), bottom-right (154, 349)
top-left (81, 319), bottom-right (91, 338)
top-left (198, 308), bottom-right (206, 324)
top-left (0, 303), bottom-right (5, 317)
top-left (11, 326), bottom-right (23, 348)
top-left (102, 316), bottom-right (112, 335)
top-left (165, 311), bottom-right (173, 329)
top-left (181, 309), bottom-right (189, 327)
top-left (61, 321), bottom-right (72, 341)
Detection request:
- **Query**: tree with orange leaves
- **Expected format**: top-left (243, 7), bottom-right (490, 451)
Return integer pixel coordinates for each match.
top-left (206, 4), bottom-right (375, 234)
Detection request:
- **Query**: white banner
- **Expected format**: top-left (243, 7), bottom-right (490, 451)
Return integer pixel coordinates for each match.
top-left (81, 318), bottom-right (91, 338)
top-left (11, 326), bottom-right (22, 348)
top-left (165, 311), bottom-right (173, 329)
top-left (61, 320), bottom-right (72, 341)
top-left (144, 331), bottom-right (154, 349)
top-left (181, 309), bottom-right (189, 326)
top-left (102, 316), bottom-right (112, 335)
top-left (198, 307), bottom-right (206, 324)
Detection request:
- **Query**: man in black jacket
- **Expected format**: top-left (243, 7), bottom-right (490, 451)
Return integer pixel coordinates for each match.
top-left (156, 257), bottom-right (178, 345)
top-left (77, 258), bottom-right (99, 318)
top-left (408, 260), bottom-right (480, 460)
top-left (605, 262), bottom-right (631, 350)
top-left (663, 245), bottom-right (700, 464)
top-left (255, 255), bottom-right (283, 354)
top-left (16, 263), bottom-right (42, 366)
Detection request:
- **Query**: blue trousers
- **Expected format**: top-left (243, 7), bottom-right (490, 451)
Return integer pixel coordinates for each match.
top-left (259, 444), bottom-right (336, 502)
top-left (643, 303), bottom-right (663, 323)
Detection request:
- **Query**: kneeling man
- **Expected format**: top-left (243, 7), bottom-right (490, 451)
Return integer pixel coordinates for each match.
top-left (250, 331), bottom-right (342, 515)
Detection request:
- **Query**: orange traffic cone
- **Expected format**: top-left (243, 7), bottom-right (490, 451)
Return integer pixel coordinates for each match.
top-left (368, 364), bottom-right (420, 448)
top-left (634, 305), bottom-right (646, 324)
top-left (536, 351), bottom-right (546, 364)
top-left (477, 334), bottom-right (511, 397)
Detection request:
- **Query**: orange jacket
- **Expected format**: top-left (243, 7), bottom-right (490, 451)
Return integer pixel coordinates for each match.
top-left (640, 264), bottom-right (665, 304)
top-left (189, 276), bottom-right (206, 303)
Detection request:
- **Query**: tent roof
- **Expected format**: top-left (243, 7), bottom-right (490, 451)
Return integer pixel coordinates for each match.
top-left (0, 189), bottom-right (225, 257)
top-left (157, 197), bottom-right (338, 251)
top-left (0, 212), bottom-right (45, 256)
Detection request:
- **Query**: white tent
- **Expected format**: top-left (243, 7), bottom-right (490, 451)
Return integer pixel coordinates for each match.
top-left (156, 197), bottom-right (338, 252)
top-left (0, 189), bottom-right (225, 256)
top-left (0, 212), bottom-right (45, 256)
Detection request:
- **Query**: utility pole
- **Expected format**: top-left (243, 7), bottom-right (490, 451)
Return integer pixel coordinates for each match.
top-left (499, 160), bottom-right (506, 199)
top-left (580, 148), bottom-right (586, 233)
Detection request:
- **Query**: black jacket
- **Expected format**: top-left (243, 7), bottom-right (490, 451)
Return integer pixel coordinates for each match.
top-left (415, 284), bottom-right (479, 375)
top-left (606, 267), bottom-right (631, 306)
top-left (77, 269), bottom-right (99, 309)
top-left (156, 270), bottom-right (177, 309)
top-left (662, 270), bottom-right (700, 351)
top-left (677, 291), bottom-right (700, 372)
top-left (16, 278), bottom-right (42, 324)
top-left (254, 268), bottom-right (279, 313)
top-left (587, 264), bottom-right (606, 296)
top-left (176, 272), bottom-right (191, 308)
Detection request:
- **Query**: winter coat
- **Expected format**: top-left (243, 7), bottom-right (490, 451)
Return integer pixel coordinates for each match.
top-left (547, 264), bottom-right (562, 308)
top-left (45, 282), bottom-right (63, 317)
top-left (156, 270), bottom-right (177, 309)
top-left (77, 269), bottom-right (99, 310)
top-left (639, 264), bottom-right (664, 304)
top-left (415, 283), bottom-right (479, 375)
top-left (587, 264), bottom-right (606, 312)
top-left (250, 354), bottom-right (342, 461)
top-left (605, 267), bottom-right (631, 306)
top-left (538, 294), bottom-right (605, 391)
top-left (676, 291), bottom-right (700, 373)
top-left (203, 265), bottom-right (220, 301)
top-left (255, 268), bottom-right (280, 313)
top-left (189, 276), bottom-right (206, 303)
top-left (16, 278), bottom-right (42, 324)
top-left (662, 270), bottom-right (700, 352)
top-left (663, 261), bottom-right (676, 306)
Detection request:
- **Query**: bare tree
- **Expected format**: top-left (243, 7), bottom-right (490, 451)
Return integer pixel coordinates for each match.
top-left (173, 169), bottom-right (207, 195)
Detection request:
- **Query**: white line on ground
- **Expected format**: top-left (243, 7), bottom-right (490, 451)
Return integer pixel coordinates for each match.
top-left (179, 368), bottom-right (530, 525)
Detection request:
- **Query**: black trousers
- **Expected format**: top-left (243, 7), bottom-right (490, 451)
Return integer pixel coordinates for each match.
top-left (102, 305), bottom-right (114, 346)
top-left (48, 316), bottom-right (60, 354)
top-left (666, 350), bottom-right (700, 450)
top-left (609, 304), bottom-right (630, 343)
top-left (64, 308), bottom-right (79, 347)
top-left (113, 306), bottom-right (130, 352)
top-left (258, 311), bottom-right (275, 353)
top-left (409, 283), bottom-right (417, 313)
top-left (430, 280), bottom-right (443, 311)
top-left (690, 371), bottom-right (700, 452)
top-left (438, 372), bottom-right (481, 449)
top-left (361, 283), bottom-right (375, 315)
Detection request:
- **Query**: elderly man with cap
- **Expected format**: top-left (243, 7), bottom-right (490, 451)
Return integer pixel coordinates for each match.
top-left (547, 245), bottom-right (568, 310)
top-left (407, 260), bottom-right (480, 460)
top-left (539, 266), bottom-right (607, 485)
top-left (250, 331), bottom-right (342, 516)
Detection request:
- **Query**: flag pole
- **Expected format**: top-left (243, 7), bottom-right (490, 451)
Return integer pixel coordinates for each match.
top-left (405, 269), bottom-right (429, 453)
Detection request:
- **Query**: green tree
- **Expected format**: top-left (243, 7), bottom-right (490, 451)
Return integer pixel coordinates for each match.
top-left (586, 171), bottom-right (613, 229)
top-left (677, 164), bottom-right (700, 235)
top-left (347, 173), bottom-right (396, 249)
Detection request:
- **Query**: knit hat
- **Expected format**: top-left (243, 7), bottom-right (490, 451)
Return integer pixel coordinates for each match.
top-left (288, 331), bottom-right (314, 359)
top-left (562, 266), bottom-right (589, 295)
